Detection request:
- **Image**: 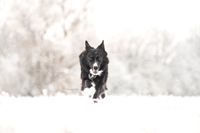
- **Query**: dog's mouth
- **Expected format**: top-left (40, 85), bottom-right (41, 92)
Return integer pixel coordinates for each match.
top-left (90, 69), bottom-right (103, 76)
top-left (92, 69), bottom-right (99, 74)
top-left (92, 62), bottom-right (99, 74)
top-left (90, 69), bottom-right (98, 75)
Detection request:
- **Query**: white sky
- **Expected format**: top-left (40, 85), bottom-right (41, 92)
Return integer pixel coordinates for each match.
top-left (93, 0), bottom-right (200, 38)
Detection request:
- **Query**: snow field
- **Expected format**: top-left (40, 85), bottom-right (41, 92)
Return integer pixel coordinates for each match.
top-left (0, 95), bottom-right (200, 133)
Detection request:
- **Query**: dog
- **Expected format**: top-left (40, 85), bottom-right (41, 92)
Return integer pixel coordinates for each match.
top-left (79, 40), bottom-right (109, 101)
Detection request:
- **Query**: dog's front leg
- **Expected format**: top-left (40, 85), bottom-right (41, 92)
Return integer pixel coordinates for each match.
top-left (81, 80), bottom-right (96, 98)
top-left (92, 84), bottom-right (106, 100)
top-left (93, 89), bottom-right (100, 99)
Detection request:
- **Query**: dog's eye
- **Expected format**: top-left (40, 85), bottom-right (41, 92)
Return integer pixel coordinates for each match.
top-left (96, 56), bottom-right (101, 61)
top-left (96, 56), bottom-right (99, 60)
top-left (89, 57), bottom-right (94, 61)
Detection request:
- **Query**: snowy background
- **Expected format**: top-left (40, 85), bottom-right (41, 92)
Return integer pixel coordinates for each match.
top-left (1, 1), bottom-right (200, 133)
top-left (0, 0), bottom-right (200, 96)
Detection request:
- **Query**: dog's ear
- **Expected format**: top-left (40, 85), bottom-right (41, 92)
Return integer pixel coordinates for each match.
top-left (97, 40), bottom-right (105, 51)
top-left (85, 40), bottom-right (93, 51)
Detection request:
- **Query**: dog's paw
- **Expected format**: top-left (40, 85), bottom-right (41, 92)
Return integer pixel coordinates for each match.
top-left (82, 86), bottom-right (95, 98)
top-left (100, 93), bottom-right (106, 99)
top-left (93, 98), bottom-right (99, 103)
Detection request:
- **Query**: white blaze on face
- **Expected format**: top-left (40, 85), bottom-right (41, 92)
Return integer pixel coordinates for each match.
top-left (93, 62), bottom-right (98, 69)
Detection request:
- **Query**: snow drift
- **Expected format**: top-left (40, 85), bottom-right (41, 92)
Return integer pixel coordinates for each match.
top-left (0, 95), bottom-right (200, 133)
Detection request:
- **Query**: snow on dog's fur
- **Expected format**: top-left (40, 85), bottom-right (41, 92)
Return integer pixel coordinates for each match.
top-left (79, 40), bottom-right (109, 101)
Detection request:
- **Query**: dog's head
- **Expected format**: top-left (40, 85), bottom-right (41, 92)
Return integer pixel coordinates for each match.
top-left (85, 40), bottom-right (108, 74)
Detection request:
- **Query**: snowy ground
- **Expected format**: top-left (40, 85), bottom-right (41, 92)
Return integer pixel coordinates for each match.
top-left (0, 95), bottom-right (200, 133)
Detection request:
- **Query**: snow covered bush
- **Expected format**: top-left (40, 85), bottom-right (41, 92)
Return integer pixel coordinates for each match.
top-left (0, 0), bottom-right (93, 96)
top-left (0, 0), bottom-right (200, 96)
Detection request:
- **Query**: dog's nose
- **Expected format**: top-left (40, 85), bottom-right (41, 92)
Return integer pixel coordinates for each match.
top-left (93, 66), bottom-right (98, 70)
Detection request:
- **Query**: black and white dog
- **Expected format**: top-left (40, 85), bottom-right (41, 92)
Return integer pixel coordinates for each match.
top-left (79, 40), bottom-right (109, 101)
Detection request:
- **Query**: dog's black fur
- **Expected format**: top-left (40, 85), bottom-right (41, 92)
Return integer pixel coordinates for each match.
top-left (79, 40), bottom-right (109, 100)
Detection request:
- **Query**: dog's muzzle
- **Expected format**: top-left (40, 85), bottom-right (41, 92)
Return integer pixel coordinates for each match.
top-left (92, 62), bottom-right (99, 74)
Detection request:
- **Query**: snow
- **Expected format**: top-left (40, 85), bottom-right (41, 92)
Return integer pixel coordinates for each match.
top-left (0, 95), bottom-right (200, 133)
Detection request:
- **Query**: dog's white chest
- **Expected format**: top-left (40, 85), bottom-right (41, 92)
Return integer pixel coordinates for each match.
top-left (89, 69), bottom-right (103, 76)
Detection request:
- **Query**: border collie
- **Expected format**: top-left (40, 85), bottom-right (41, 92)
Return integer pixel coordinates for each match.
top-left (79, 40), bottom-right (109, 102)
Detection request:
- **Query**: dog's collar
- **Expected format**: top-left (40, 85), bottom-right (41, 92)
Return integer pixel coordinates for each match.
top-left (88, 70), bottom-right (103, 80)
top-left (88, 73), bottom-right (97, 80)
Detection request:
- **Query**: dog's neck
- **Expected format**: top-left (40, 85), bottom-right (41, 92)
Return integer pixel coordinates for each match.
top-left (88, 69), bottom-right (103, 80)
